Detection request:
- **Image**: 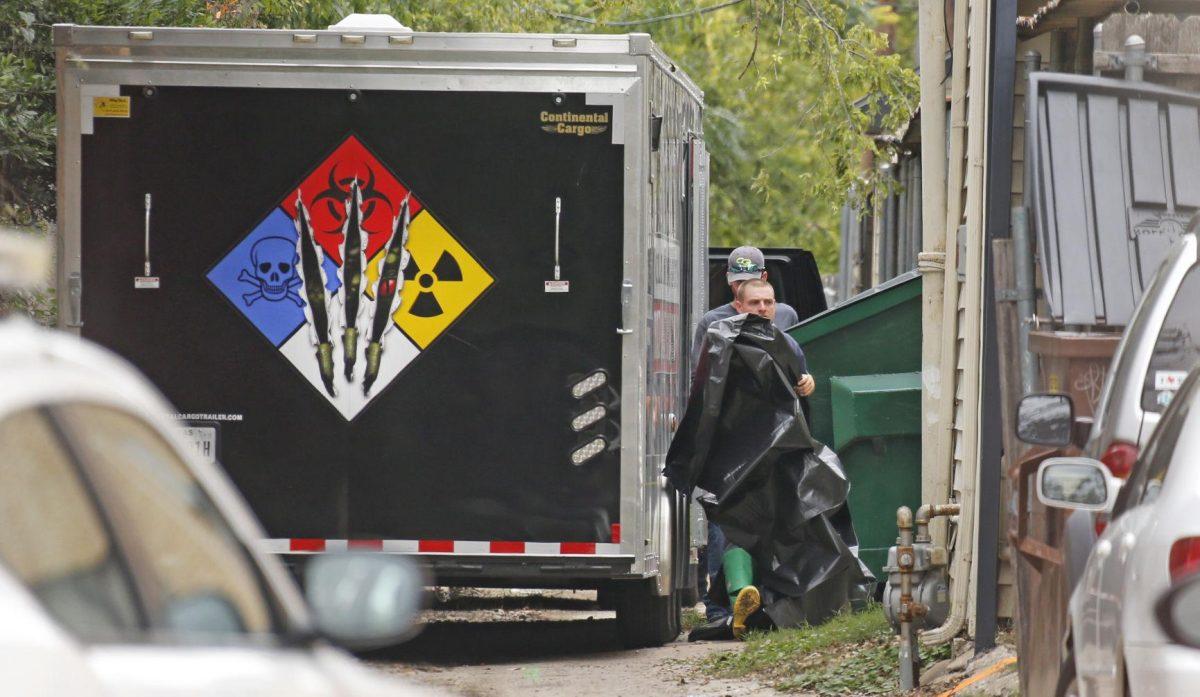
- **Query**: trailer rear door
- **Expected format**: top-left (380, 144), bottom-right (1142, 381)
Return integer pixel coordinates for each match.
top-left (79, 86), bottom-right (625, 548)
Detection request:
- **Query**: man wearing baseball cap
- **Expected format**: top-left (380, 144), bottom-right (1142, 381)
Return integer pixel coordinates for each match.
top-left (690, 246), bottom-right (800, 366)
top-left (688, 247), bottom-right (807, 627)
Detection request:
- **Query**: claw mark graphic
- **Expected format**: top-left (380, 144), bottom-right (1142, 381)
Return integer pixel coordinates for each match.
top-left (340, 181), bottom-right (367, 380)
top-left (363, 194), bottom-right (411, 395)
top-left (294, 193), bottom-right (338, 396)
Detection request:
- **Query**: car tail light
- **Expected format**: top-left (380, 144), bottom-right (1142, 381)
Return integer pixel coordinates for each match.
top-left (1092, 442), bottom-right (1137, 536)
top-left (1100, 441), bottom-right (1138, 479)
top-left (1170, 537), bottom-right (1200, 582)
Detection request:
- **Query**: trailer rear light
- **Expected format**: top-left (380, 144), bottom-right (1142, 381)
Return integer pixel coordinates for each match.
top-left (1100, 441), bottom-right (1138, 479)
top-left (1170, 537), bottom-right (1200, 582)
top-left (571, 405), bottom-right (607, 432)
top-left (571, 437), bottom-right (607, 465)
top-left (570, 371), bottom-right (607, 399)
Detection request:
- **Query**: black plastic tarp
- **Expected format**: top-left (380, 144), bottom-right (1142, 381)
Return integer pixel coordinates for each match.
top-left (666, 313), bottom-right (872, 628)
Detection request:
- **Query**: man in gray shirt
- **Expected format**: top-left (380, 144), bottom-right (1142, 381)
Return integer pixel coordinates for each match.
top-left (690, 248), bottom-right (806, 624)
top-left (690, 246), bottom-right (800, 366)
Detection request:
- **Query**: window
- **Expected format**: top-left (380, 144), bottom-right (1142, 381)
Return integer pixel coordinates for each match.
top-left (56, 405), bottom-right (276, 639)
top-left (1142, 265), bottom-right (1200, 412)
top-left (1116, 383), bottom-right (1192, 515)
top-left (0, 408), bottom-right (140, 640)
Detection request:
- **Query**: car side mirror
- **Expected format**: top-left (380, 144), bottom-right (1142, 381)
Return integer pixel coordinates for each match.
top-left (1036, 457), bottom-right (1118, 512)
top-left (304, 553), bottom-right (427, 650)
top-left (1156, 575), bottom-right (1200, 648)
top-left (1016, 393), bottom-right (1074, 446)
top-left (164, 593), bottom-right (245, 634)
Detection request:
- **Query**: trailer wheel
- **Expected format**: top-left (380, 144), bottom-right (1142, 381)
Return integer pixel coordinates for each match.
top-left (595, 586), bottom-right (615, 610)
top-left (679, 559), bottom-right (701, 607)
top-left (614, 578), bottom-right (680, 648)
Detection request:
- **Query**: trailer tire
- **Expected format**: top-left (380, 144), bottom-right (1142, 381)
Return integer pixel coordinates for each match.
top-left (679, 559), bottom-right (701, 607)
top-left (595, 586), bottom-right (615, 610)
top-left (614, 579), bottom-right (680, 648)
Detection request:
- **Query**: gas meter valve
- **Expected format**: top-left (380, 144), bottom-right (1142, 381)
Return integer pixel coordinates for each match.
top-left (882, 540), bottom-right (951, 631)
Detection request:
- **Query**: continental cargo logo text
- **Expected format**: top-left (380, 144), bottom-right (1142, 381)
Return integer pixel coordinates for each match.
top-left (540, 111), bottom-right (610, 136)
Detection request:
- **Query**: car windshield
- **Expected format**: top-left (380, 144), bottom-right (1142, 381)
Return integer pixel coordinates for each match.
top-left (55, 404), bottom-right (281, 642)
top-left (0, 408), bottom-right (141, 641)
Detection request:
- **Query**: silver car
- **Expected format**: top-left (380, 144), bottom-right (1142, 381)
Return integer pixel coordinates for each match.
top-left (1018, 229), bottom-right (1200, 694)
top-left (0, 314), bottom-right (431, 696)
top-left (1086, 230), bottom-right (1200, 470)
top-left (1036, 365), bottom-right (1200, 696)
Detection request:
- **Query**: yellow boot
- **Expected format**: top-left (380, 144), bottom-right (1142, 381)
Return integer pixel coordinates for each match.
top-left (731, 585), bottom-right (761, 640)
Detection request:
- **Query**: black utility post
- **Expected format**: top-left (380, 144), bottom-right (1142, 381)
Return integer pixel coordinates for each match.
top-left (977, 0), bottom-right (1019, 653)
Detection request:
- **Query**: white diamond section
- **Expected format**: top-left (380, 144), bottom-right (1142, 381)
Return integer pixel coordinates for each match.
top-left (278, 329), bottom-right (420, 420)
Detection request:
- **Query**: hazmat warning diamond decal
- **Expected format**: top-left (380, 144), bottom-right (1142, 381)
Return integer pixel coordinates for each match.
top-left (207, 135), bottom-right (493, 419)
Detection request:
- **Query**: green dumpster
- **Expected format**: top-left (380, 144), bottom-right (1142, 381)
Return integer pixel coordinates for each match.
top-left (788, 271), bottom-right (922, 579)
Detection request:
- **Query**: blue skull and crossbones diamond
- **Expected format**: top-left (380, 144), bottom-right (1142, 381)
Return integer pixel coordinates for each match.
top-left (239, 236), bottom-right (305, 307)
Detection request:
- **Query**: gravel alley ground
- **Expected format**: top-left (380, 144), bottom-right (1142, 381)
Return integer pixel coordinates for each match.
top-left (368, 589), bottom-right (781, 697)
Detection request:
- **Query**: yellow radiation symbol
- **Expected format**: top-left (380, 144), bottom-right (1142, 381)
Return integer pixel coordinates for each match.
top-left (387, 210), bottom-right (492, 349)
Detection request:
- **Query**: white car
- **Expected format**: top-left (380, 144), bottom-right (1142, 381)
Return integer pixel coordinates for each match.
top-left (1035, 367), bottom-right (1200, 696)
top-left (0, 315), bottom-right (431, 696)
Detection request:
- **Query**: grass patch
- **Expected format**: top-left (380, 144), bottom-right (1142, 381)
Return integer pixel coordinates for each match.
top-left (682, 607), bottom-right (707, 632)
top-left (699, 606), bottom-right (950, 695)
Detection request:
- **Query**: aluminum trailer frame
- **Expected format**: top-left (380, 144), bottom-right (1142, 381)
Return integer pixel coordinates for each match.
top-left (54, 22), bottom-right (706, 607)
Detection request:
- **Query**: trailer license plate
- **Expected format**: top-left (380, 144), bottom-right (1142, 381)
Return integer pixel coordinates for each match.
top-left (181, 426), bottom-right (217, 464)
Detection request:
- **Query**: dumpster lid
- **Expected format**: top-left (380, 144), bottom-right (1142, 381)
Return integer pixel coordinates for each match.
top-left (1027, 72), bottom-right (1200, 327)
top-left (788, 270), bottom-right (919, 344)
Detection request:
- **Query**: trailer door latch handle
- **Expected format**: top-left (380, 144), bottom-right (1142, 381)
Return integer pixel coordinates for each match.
top-left (617, 279), bottom-right (634, 335)
top-left (134, 193), bottom-right (161, 289)
top-left (67, 272), bottom-right (83, 327)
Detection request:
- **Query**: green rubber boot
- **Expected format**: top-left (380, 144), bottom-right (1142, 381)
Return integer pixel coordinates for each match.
top-left (724, 546), bottom-right (760, 639)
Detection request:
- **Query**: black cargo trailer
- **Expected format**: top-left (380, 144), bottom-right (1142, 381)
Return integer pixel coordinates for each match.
top-left (55, 17), bottom-right (708, 646)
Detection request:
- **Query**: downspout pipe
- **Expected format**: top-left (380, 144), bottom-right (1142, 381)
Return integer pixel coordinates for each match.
top-left (916, 0), bottom-right (948, 549)
top-left (1014, 52), bottom-right (1041, 395)
top-left (922, 0), bottom-right (977, 646)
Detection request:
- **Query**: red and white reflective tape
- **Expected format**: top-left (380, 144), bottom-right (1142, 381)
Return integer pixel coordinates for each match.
top-left (260, 538), bottom-right (623, 556)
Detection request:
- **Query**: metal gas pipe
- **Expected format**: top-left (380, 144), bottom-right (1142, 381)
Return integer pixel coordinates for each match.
top-left (896, 503), bottom-right (961, 690)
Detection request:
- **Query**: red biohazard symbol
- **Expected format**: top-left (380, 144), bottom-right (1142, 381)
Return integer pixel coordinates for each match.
top-left (280, 135), bottom-right (424, 265)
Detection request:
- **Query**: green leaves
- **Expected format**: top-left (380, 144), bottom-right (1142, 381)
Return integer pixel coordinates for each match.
top-left (0, 0), bottom-right (217, 222)
top-left (1, 0), bottom-right (917, 275)
top-left (582, 0), bottom-right (915, 271)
